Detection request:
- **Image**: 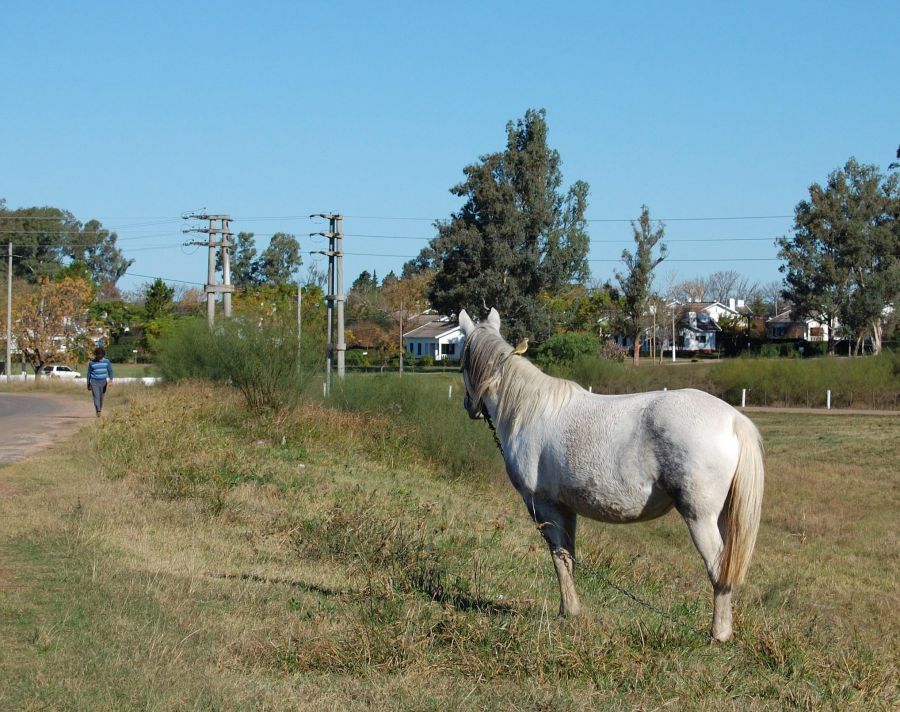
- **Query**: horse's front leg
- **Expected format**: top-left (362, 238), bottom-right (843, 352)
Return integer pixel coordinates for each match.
top-left (529, 498), bottom-right (580, 617)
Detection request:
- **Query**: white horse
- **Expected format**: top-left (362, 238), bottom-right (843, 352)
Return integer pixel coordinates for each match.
top-left (458, 308), bottom-right (764, 641)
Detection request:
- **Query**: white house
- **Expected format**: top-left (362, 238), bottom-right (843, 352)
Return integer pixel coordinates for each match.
top-left (656, 299), bottom-right (751, 354)
top-left (403, 316), bottom-right (464, 362)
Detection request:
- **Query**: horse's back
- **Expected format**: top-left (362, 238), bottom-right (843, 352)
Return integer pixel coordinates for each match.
top-left (543, 388), bottom-right (742, 522)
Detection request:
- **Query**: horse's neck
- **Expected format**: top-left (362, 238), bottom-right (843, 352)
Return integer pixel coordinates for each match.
top-left (490, 355), bottom-right (578, 440)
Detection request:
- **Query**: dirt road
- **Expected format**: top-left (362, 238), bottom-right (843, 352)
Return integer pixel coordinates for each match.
top-left (0, 392), bottom-right (93, 466)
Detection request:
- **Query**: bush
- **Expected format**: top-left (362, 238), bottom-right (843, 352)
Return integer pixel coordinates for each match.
top-left (156, 317), bottom-right (317, 411)
top-left (105, 343), bottom-right (134, 363)
top-left (345, 349), bottom-right (371, 367)
top-left (535, 332), bottom-right (600, 369)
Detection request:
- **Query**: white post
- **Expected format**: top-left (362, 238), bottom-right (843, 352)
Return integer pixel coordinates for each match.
top-left (741, 389), bottom-right (746, 408)
top-left (588, 386), bottom-right (592, 393)
top-left (827, 389), bottom-right (831, 410)
top-left (671, 311), bottom-right (676, 363)
top-left (448, 384), bottom-right (453, 399)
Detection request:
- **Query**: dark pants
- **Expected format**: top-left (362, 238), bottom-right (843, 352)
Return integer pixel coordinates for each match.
top-left (90, 380), bottom-right (107, 413)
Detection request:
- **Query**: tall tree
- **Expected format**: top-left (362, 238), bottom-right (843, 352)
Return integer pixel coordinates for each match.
top-left (65, 219), bottom-right (133, 286)
top-left (347, 270), bottom-right (388, 326)
top-left (259, 233), bottom-right (302, 284)
top-left (406, 109), bottom-right (590, 342)
top-left (0, 201), bottom-right (130, 286)
top-left (615, 206), bottom-right (667, 365)
top-left (143, 278), bottom-right (175, 322)
top-left (777, 158), bottom-right (899, 354)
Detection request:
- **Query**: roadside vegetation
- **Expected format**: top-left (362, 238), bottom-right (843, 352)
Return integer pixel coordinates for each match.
top-left (561, 350), bottom-right (900, 410)
top-left (1, 373), bottom-right (897, 709)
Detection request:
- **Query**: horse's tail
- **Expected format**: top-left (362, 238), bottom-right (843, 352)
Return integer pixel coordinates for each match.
top-left (718, 413), bottom-right (765, 588)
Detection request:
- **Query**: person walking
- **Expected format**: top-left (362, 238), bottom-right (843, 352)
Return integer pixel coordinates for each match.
top-left (87, 347), bottom-right (114, 417)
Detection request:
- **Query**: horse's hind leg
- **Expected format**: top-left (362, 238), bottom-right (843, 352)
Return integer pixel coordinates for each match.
top-left (529, 498), bottom-right (581, 617)
top-left (685, 515), bottom-right (733, 642)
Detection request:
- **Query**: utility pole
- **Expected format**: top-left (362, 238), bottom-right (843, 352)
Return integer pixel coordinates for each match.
top-left (309, 213), bottom-right (345, 394)
top-left (222, 217), bottom-right (232, 318)
top-left (334, 215), bottom-right (345, 379)
top-left (5, 242), bottom-right (11, 383)
top-left (182, 213), bottom-right (234, 327)
top-left (296, 282), bottom-right (302, 360)
top-left (399, 298), bottom-right (404, 375)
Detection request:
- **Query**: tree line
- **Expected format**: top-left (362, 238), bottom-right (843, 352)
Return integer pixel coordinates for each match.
top-left (394, 109), bottom-right (897, 361)
top-left (2, 110), bottom-right (896, 373)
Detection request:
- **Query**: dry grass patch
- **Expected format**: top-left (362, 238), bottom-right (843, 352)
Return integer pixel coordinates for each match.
top-left (1, 382), bottom-right (897, 710)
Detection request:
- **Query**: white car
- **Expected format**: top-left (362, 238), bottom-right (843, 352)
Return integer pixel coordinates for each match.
top-left (42, 365), bottom-right (81, 379)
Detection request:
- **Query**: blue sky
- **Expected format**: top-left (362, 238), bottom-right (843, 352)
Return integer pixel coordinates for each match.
top-left (2, 1), bottom-right (897, 297)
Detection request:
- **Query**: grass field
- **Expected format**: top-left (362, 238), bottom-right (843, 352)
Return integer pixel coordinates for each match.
top-left (0, 379), bottom-right (897, 710)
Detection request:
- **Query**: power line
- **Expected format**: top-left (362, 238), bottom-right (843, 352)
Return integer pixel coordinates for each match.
top-left (338, 251), bottom-right (780, 262)
top-left (341, 232), bottom-right (781, 243)
top-left (121, 271), bottom-right (205, 286)
top-left (0, 212), bottom-right (794, 223)
top-left (341, 213), bottom-right (793, 223)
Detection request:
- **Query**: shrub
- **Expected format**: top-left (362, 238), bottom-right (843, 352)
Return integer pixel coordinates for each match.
top-left (156, 316), bottom-right (316, 411)
top-left (535, 332), bottom-right (600, 369)
top-left (599, 340), bottom-right (628, 363)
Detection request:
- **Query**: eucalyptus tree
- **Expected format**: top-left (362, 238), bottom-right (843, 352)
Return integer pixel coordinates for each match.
top-left (0, 200), bottom-right (131, 286)
top-left (777, 158), bottom-right (899, 354)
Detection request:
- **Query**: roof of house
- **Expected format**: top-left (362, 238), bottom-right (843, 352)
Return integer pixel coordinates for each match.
top-left (681, 312), bottom-right (721, 332)
top-left (403, 318), bottom-right (460, 339)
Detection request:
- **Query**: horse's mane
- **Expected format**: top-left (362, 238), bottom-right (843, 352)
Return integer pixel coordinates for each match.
top-left (468, 327), bottom-right (581, 437)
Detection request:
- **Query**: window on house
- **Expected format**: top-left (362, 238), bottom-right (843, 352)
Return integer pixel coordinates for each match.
top-left (416, 343), bottom-right (421, 356)
top-left (441, 343), bottom-right (455, 355)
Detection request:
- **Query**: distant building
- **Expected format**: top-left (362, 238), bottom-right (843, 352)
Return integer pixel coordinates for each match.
top-left (766, 310), bottom-right (830, 341)
top-left (403, 316), bottom-right (464, 361)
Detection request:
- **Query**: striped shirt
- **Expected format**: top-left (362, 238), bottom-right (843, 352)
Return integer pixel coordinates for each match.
top-left (87, 358), bottom-right (114, 383)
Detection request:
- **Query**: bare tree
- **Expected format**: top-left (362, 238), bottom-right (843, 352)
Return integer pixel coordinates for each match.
top-left (760, 280), bottom-right (785, 316)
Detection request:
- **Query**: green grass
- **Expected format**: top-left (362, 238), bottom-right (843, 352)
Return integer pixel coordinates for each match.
top-left (0, 381), bottom-right (897, 709)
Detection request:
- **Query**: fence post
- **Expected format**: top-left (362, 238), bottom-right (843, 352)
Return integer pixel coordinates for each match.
top-left (741, 389), bottom-right (746, 408)
top-left (448, 384), bottom-right (453, 399)
top-left (826, 389), bottom-right (831, 410)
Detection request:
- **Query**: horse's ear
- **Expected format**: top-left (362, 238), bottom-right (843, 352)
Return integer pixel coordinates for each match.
top-left (458, 310), bottom-right (474, 334)
top-left (487, 308), bottom-right (501, 330)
